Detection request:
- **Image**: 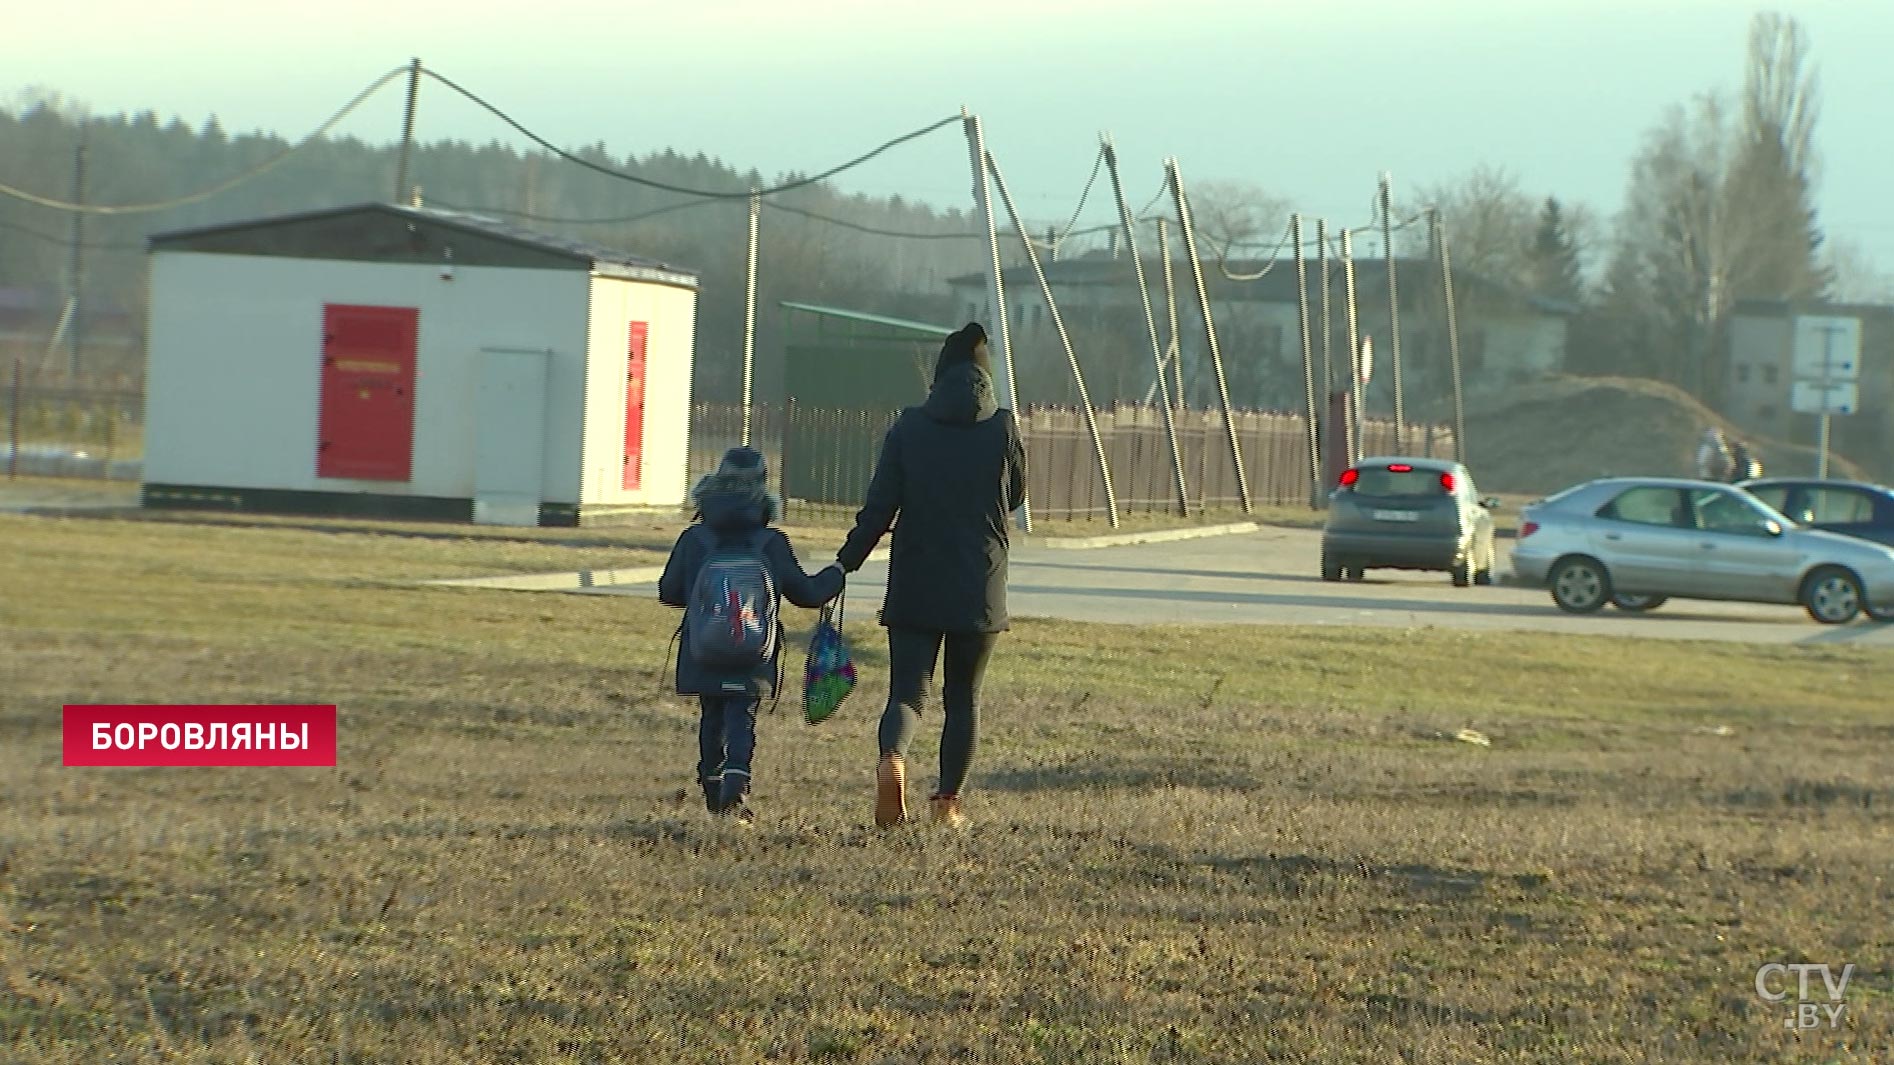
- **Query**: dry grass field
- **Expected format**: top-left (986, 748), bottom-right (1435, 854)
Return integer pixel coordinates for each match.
top-left (1, 508), bottom-right (1891, 1063)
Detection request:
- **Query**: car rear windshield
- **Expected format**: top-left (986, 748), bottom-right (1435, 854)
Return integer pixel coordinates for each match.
top-left (1350, 468), bottom-right (1448, 497)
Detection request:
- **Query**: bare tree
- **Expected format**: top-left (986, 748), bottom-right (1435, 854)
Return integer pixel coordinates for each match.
top-left (1184, 180), bottom-right (1291, 258)
top-left (1402, 165), bottom-right (1538, 286)
top-left (1591, 12), bottom-right (1830, 402)
top-left (1823, 238), bottom-right (1894, 304)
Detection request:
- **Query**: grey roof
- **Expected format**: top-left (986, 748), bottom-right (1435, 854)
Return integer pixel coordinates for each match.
top-left (149, 202), bottom-right (698, 288)
top-left (780, 300), bottom-right (954, 337)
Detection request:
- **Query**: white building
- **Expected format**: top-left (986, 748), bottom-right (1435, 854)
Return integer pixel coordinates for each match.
top-left (141, 202), bottom-right (697, 526)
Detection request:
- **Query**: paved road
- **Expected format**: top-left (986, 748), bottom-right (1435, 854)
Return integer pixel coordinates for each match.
top-left (591, 526), bottom-right (1894, 648)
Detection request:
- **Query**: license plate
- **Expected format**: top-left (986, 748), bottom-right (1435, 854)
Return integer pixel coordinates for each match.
top-left (1372, 509), bottom-right (1419, 522)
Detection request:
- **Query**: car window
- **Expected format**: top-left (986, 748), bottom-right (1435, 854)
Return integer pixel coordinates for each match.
top-left (1689, 487), bottom-right (1777, 535)
top-left (1351, 468), bottom-right (1447, 497)
top-left (1809, 488), bottom-right (1874, 523)
top-left (1747, 485), bottom-right (1790, 511)
top-left (1597, 486), bottom-right (1686, 527)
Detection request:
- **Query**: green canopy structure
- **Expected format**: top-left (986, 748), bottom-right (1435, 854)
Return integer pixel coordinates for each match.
top-left (779, 301), bottom-right (953, 505)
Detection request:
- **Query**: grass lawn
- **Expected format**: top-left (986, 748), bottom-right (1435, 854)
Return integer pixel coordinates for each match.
top-left (1, 510), bottom-right (1889, 1063)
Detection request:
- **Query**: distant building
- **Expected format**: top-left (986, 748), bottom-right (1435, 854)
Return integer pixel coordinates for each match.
top-left (1724, 299), bottom-right (1893, 469)
top-left (945, 254), bottom-right (1574, 411)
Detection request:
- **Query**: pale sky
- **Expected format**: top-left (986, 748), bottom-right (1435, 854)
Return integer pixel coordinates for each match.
top-left (8, 0), bottom-right (1893, 275)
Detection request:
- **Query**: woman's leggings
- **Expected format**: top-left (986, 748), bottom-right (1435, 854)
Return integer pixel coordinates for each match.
top-left (878, 626), bottom-right (999, 798)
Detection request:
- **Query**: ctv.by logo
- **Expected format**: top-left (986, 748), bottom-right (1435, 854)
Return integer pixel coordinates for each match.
top-left (1755, 963), bottom-right (1853, 1030)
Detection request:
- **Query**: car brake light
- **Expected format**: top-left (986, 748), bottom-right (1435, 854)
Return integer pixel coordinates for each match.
top-left (1439, 472), bottom-right (1455, 492)
top-left (1519, 521), bottom-right (1539, 538)
top-left (1339, 468), bottom-right (1359, 487)
top-left (1387, 463), bottom-right (1413, 472)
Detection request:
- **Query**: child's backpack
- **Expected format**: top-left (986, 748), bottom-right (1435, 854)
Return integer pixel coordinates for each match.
top-left (685, 527), bottom-right (780, 670)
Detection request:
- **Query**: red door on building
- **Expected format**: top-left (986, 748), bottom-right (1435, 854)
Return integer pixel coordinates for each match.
top-left (317, 304), bottom-right (419, 481)
top-left (623, 321), bottom-right (647, 491)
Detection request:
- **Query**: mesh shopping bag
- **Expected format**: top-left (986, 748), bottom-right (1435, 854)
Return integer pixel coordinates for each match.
top-left (802, 590), bottom-right (857, 725)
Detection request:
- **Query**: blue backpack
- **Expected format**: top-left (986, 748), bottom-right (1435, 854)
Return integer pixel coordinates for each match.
top-left (685, 527), bottom-right (780, 670)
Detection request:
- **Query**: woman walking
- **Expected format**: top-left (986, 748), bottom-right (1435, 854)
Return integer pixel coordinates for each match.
top-left (836, 322), bottom-right (1027, 829)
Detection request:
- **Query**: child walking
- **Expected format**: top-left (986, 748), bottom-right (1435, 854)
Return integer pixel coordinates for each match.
top-left (659, 447), bottom-right (844, 822)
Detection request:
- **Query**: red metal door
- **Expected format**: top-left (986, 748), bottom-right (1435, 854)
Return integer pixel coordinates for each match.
top-left (318, 304), bottom-right (418, 481)
top-left (623, 321), bottom-right (647, 491)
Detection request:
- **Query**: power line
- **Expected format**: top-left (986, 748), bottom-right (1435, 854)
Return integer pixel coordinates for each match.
top-left (1217, 220), bottom-right (1296, 281)
top-left (1048, 148), bottom-right (1106, 250)
top-left (425, 195), bottom-right (727, 227)
top-left (421, 67), bottom-right (960, 201)
top-left (0, 65), bottom-right (408, 214)
top-left (0, 215), bottom-right (145, 251)
top-left (763, 201), bottom-right (981, 240)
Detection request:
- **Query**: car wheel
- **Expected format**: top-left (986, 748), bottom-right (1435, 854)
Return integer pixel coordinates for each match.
top-left (1549, 557), bottom-right (1611, 614)
top-left (1610, 593), bottom-right (1667, 612)
top-left (1345, 564), bottom-right (1365, 581)
top-left (1321, 555), bottom-right (1342, 582)
top-left (1866, 601), bottom-right (1894, 623)
top-left (1451, 560), bottom-right (1472, 587)
top-left (1801, 566), bottom-right (1863, 624)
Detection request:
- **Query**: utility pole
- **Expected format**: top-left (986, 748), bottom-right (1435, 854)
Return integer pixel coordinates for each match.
top-left (1292, 215), bottom-right (1319, 507)
top-left (1102, 134), bottom-right (1188, 517)
top-left (1341, 229), bottom-right (1363, 464)
top-left (963, 109), bottom-right (1028, 530)
top-left (1432, 209), bottom-right (1466, 466)
top-left (1380, 173), bottom-right (1405, 452)
top-left (1159, 218), bottom-right (1182, 413)
top-left (742, 189), bottom-right (759, 446)
top-left (67, 133), bottom-right (88, 381)
top-left (394, 57), bottom-right (422, 203)
top-left (1168, 157), bottom-right (1250, 513)
top-left (988, 150), bottom-right (1118, 527)
top-left (1318, 218), bottom-right (1332, 399)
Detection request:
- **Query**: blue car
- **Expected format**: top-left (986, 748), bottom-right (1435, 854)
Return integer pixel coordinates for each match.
top-left (1738, 478), bottom-right (1894, 549)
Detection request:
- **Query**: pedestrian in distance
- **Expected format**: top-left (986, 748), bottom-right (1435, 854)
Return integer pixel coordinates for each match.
top-left (1695, 427), bottom-right (1732, 482)
top-left (659, 446), bottom-right (844, 824)
top-left (836, 322), bottom-right (1028, 830)
top-left (1727, 439), bottom-right (1759, 482)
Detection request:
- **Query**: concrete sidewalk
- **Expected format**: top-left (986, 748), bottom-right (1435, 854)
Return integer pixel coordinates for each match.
top-left (423, 521), bottom-right (1261, 591)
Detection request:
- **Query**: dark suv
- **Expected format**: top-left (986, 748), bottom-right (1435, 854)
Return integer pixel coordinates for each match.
top-left (1321, 457), bottom-right (1499, 586)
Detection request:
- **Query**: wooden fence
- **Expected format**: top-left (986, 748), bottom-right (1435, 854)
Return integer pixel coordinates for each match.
top-left (688, 402), bottom-right (1454, 521)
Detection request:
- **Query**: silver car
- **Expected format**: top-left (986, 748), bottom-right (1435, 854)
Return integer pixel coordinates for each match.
top-left (1511, 477), bottom-right (1894, 624)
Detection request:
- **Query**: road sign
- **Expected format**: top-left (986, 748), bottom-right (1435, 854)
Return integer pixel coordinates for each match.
top-left (1792, 380), bottom-right (1857, 416)
top-left (1791, 315), bottom-right (1861, 382)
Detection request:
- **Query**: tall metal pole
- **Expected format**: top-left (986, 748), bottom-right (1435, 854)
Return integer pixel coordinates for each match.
top-left (67, 134), bottom-right (87, 381)
top-left (393, 57), bottom-right (422, 203)
top-left (1292, 215), bottom-right (1320, 508)
top-left (1318, 218), bottom-right (1332, 399)
top-left (1168, 158), bottom-right (1251, 513)
top-left (742, 189), bottom-right (759, 446)
top-left (1380, 173), bottom-right (1405, 453)
top-left (1341, 229), bottom-right (1363, 465)
top-left (963, 109), bottom-right (1028, 530)
top-left (1159, 218), bottom-right (1182, 413)
top-left (1433, 209), bottom-right (1466, 465)
top-left (988, 151), bottom-right (1118, 527)
top-left (1102, 135), bottom-right (1188, 517)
